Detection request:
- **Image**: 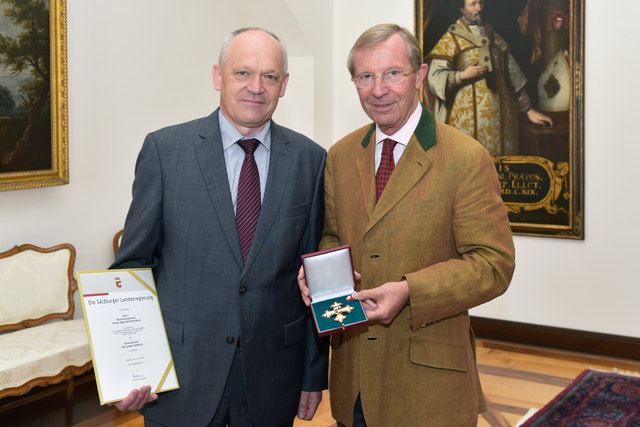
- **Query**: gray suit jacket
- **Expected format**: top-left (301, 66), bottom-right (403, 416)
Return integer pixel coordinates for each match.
top-left (112, 110), bottom-right (328, 426)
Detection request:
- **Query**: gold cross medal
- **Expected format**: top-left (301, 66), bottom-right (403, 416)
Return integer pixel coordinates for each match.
top-left (322, 301), bottom-right (355, 323)
top-left (301, 245), bottom-right (369, 336)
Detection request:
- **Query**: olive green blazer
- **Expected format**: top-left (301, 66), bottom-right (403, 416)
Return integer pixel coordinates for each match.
top-left (321, 105), bottom-right (515, 426)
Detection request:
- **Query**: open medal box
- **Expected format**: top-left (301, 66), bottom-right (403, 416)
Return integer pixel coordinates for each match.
top-left (302, 245), bottom-right (368, 337)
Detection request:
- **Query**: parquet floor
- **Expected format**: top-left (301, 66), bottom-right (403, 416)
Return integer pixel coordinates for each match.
top-left (2, 339), bottom-right (639, 427)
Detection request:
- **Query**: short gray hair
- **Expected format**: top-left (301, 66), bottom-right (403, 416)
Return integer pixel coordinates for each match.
top-left (347, 24), bottom-right (422, 77)
top-left (218, 27), bottom-right (288, 73)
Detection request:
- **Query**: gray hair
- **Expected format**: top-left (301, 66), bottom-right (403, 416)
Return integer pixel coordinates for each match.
top-left (218, 27), bottom-right (288, 73)
top-left (347, 23), bottom-right (422, 77)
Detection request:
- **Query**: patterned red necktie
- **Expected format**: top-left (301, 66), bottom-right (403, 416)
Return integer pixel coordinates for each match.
top-left (376, 138), bottom-right (398, 201)
top-left (236, 138), bottom-right (261, 263)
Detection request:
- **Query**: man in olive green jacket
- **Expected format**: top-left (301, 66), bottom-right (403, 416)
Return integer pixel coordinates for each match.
top-left (299, 23), bottom-right (515, 426)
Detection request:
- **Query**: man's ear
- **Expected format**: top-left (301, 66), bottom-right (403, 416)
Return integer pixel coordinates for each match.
top-left (212, 65), bottom-right (222, 91)
top-left (415, 63), bottom-right (429, 89)
top-left (279, 73), bottom-right (290, 98)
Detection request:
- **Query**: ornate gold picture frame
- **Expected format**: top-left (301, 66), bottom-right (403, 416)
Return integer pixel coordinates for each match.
top-left (416, 0), bottom-right (584, 238)
top-left (0, 0), bottom-right (68, 191)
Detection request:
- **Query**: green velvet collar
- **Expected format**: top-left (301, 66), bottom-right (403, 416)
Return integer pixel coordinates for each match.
top-left (360, 103), bottom-right (436, 151)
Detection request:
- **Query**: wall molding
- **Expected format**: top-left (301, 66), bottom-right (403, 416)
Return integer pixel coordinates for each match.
top-left (471, 317), bottom-right (640, 361)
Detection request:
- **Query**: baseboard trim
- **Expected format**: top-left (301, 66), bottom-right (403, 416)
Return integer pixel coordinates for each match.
top-left (470, 316), bottom-right (640, 361)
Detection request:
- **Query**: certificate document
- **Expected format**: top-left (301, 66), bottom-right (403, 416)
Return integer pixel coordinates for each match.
top-left (76, 268), bottom-right (179, 404)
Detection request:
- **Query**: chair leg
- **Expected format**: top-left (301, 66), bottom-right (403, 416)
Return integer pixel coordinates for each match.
top-left (66, 376), bottom-right (74, 400)
top-left (65, 377), bottom-right (74, 426)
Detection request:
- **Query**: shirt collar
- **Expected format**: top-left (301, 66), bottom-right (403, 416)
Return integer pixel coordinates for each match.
top-left (218, 110), bottom-right (271, 151)
top-left (461, 16), bottom-right (484, 27)
top-left (361, 103), bottom-right (436, 152)
top-left (375, 103), bottom-right (422, 147)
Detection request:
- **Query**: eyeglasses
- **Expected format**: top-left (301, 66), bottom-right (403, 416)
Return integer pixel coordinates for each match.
top-left (351, 69), bottom-right (414, 88)
top-left (234, 71), bottom-right (283, 86)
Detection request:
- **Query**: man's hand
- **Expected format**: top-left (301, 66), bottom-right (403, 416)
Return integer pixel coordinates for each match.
top-left (297, 266), bottom-right (312, 306)
top-left (527, 108), bottom-right (554, 127)
top-left (460, 62), bottom-right (488, 81)
top-left (111, 386), bottom-right (157, 412)
top-left (351, 280), bottom-right (410, 324)
top-left (297, 390), bottom-right (322, 421)
top-left (298, 266), bottom-right (362, 306)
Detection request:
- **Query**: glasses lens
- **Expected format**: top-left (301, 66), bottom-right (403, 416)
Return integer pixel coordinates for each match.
top-left (354, 70), bottom-right (411, 87)
top-left (355, 75), bottom-right (372, 88)
top-left (385, 71), bottom-right (402, 84)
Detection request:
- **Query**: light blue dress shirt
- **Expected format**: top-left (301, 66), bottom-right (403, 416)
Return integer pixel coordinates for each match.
top-left (218, 111), bottom-right (271, 213)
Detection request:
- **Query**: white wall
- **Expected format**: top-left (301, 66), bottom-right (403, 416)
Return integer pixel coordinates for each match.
top-left (470, 1), bottom-right (640, 339)
top-left (0, 0), bottom-right (638, 339)
top-left (332, 1), bottom-right (416, 138)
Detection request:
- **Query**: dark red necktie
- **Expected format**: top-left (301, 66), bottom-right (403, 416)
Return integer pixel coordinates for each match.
top-left (376, 138), bottom-right (398, 201)
top-left (236, 138), bottom-right (261, 263)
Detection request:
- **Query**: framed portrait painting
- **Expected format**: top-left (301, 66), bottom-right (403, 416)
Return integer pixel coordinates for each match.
top-left (0, 0), bottom-right (68, 191)
top-left (415, 0), bottom-right (584, 238)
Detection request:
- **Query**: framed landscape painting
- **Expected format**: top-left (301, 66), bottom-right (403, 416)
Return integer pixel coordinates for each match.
top-left (0, 0), bottom-right (68, 191)
top-left (415, 0), bottom-right (584, 238)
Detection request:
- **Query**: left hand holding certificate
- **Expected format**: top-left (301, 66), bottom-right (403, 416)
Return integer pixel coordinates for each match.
top-left (76, 269), bottom-right (179, 404)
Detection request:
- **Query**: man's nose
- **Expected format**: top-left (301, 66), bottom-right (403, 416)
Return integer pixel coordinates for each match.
top-left (247, 75), bottom-right (264, 93)
top-left (370, 76), bottom-right (389, 96)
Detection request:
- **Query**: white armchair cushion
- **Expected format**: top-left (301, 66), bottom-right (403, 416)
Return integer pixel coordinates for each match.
top-left (0, 319), bottom-right (91, 389)
top-left (0, 247), bottom-right (72, 326)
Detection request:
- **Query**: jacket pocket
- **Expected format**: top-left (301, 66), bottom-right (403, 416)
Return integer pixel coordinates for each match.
top-left (284, 314), bottom-right (306, 346)
top-left (280, 203), bottom-right (308, 219)
top-left (164, 316), bottom-right (184, 345)
top-left (409, 337), bottom-right (468, 372)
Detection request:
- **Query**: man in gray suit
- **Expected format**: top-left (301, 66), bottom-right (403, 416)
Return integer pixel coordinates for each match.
top-left (111, 28), bottom-right (328, 426)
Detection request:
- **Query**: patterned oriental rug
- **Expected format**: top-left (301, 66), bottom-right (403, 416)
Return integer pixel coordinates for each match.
top-left (520, 369), bottom-right (640, 426)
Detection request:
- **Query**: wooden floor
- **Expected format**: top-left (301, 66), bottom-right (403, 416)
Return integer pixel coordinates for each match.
top-left (2, 339), bottom-right (639, 427)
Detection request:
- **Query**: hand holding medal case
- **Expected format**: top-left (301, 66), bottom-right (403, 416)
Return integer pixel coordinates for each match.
top-left (302, 245), bottom-right (368, 336)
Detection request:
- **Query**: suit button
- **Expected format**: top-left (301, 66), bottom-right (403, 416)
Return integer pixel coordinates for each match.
top-left (239, 286), bottom-right (247, 295)
top-left (226, 336), bottom-right (235, 345)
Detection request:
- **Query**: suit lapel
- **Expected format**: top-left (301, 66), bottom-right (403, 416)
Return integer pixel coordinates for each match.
top-left (356, 132), bottom-right (377, 221)
top-left (366, 137), bottom-right (432, 233)
top-left (194, 111), bottom-right (244, 266)
top-left (244, 122), bottom-right (291, 269)
top-left (364, 104), bottom-right (437, 234)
